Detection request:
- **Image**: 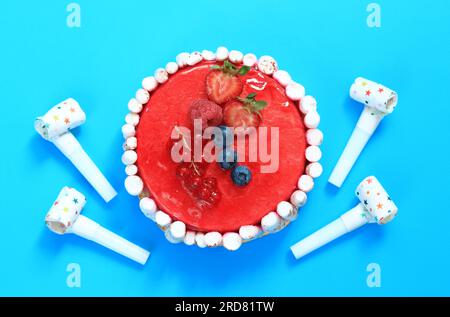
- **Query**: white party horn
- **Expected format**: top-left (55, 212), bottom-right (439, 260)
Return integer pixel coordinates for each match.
top-left (328, 78), bottom-right (398, 187)
top-left (45, 187), bottom-right (150, 265)
top-left (35, 98), bottom-right (117, 202)
top-left (291, 176), bottom-right (397, 260)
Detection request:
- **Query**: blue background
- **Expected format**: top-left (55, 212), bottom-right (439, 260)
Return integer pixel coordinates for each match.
top-left (1, 0), bottom-right (449, 296)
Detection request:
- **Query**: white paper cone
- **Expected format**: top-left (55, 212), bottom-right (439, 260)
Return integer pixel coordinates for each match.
top-left (290, 204), bottom-right (370, 260)
top-left (52, 133), bottom-right (117, 202)
top-left (329, 78), bottom-right (398, 188)
top-left (45, 187), bottom-right (150, 265)
top-left (328, 107), bottom-right (383, 187)
top-left (68, 215), bottom-right (150, 265)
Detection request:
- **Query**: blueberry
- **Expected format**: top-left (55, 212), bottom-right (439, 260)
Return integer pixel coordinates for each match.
top-left (213, 125), bottom-right (234, 149)
top-left (219, 148), bottom-right (237, 170)
top-left (231, 165), bottom-right (252, 186)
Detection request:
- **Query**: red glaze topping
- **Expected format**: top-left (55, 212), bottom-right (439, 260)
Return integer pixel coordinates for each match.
top-left (136, 61), bottom-right (307, 232)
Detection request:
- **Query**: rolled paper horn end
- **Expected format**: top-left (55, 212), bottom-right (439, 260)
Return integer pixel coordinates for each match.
top-left (35, 98), bottom-right (86, 141)
top-left (36, 98), bottom-right (117, 203)
top-left (329, 77), bottom-right (398, 187)
top-left (45, 187), bottom-right (87, 234)
top-left (356, 176), bottom-right (398, 225)
top-left (45, 187), bottom-right (149, 265)
top-left (350, 77), bottom-right (398, 115)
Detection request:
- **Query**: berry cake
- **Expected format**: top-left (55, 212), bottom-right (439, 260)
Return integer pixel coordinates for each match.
top-left (121, 47), bottom-right (323, 251)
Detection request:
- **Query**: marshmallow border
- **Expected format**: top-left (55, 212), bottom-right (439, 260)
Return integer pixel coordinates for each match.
top-left (122, 48), bottom-right (323, 250)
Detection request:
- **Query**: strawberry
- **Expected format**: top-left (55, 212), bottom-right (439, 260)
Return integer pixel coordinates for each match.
top-left (206, 60), bottom-right (250, 105)
top-left (223, 93), bottom-right (268, 129)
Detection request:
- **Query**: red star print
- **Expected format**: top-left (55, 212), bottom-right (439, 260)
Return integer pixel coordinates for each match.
top-left (70, 107), bottom-right (76, 113)
top-left (64, 118), bottom-right (70, 124)
top-left (378, 88), bottom-right (384, 93)
top-left (367, 178), bottom-right (373, 184)
top-left (377, 203), bottom-right (383, 209)
top-left (365, 90), bottom-right (371, 96)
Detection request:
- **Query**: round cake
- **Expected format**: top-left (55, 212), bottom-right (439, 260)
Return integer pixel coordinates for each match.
top-left (121, 47), bottom-right (323, 250)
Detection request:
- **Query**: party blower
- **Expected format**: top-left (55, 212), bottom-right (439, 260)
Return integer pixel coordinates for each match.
top-left (291, 176), bottom-right (397, 260)
top-left (328, 78), bottom-right (398, 187)
top-left (45, 187), bottom-right (150, 265)
top-left (35, 98), bottom-right (117, 202)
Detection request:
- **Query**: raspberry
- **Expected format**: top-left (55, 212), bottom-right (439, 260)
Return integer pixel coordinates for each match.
top-left (189, 99), bottom-right (223, 130)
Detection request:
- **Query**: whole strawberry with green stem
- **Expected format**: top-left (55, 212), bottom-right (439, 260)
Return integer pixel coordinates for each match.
top-left (223, 93), bottom-right (268, 129)
top-left (206, 60), bottom-right (251, 105)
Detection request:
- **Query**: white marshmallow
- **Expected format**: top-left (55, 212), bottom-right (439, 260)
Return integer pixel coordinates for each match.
top-left (122, 124), bottom-right (135, 139)
top-left (155, 210), bottom-right (172, 229)
top-left (139, 197), bottom-right (157, 220)
top-left (300, 95), bottom-right (317, 114)
top-left (239, 225), bottom-right (262, 240)
top-left (125, 112), bottom-right (140, 126)
top-left (215, 46), bottom-right (229, 61)
top-left (204, 231), bottom-right (222, 247)
top-left (298, 174), bottom-right (314, 192)
top-left (290, 190), bottom-right (307, 208)
top-left (261, 212), bottom-right (283, 233)
top-left (187, 52), bottom-right (203, 66)
top-left (243, 53), bottom-right (257, 67)
top-left (306, 162), bottom-right (323, 178)
top-left (222, 232), bottom-right (242, 251)
top-left (306, 129), bottom-right (323, 146)
top-left (154, 68), bottom-right (169, 84)
top-left (305, 145), bottom-right (322, 162)
top-left (125, 164), bottom-right (138, 176)
top-left (184, 231), bottom-right (196, 246)
top-left (304, 110), bottom-right (320, 128)
top-left (276, 201), bottom-right (297, 221)
top-left (257, 56), bottom-right (278, 75)
top-left (166, 221), bottom-right (186, 243)
top-left (122, 150), bottom-right (138, 165)
top-left (124, 136), bottom-right (137, 150)
top-left (142, 76), bottom-right (158, 92)
top-left (128, 98), bottom-right (143, 113)
top-left (201, 50), bottom-right (216, 61)
top-left (273, 70), bottom-right (292, 87)
top-left (195, 232), bottom-right (207, 248)
top-left (124, 175), bottom-right (143, 196)
top-left (228, 50), bottom-right (243, 63)
top-left (135, 88), bottom-right (150, 104)
top-left (176, 52), bottom-right (190, 67)
top-left (165, 230), bottom-right (182, 244)
top-left (286, 82), bottom-right (305, 101)
top-left (165, 62), bottom-right (179, 74)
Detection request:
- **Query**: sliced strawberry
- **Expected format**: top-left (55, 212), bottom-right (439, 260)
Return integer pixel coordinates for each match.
top-left (206, 60), bottom-right (250, 105)
top-left (223, 93), bottom-right (268, 129)
top-left (206, 71), bottom-right (243, 105)
top-left (223, 100), bottom-right (260, 128)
